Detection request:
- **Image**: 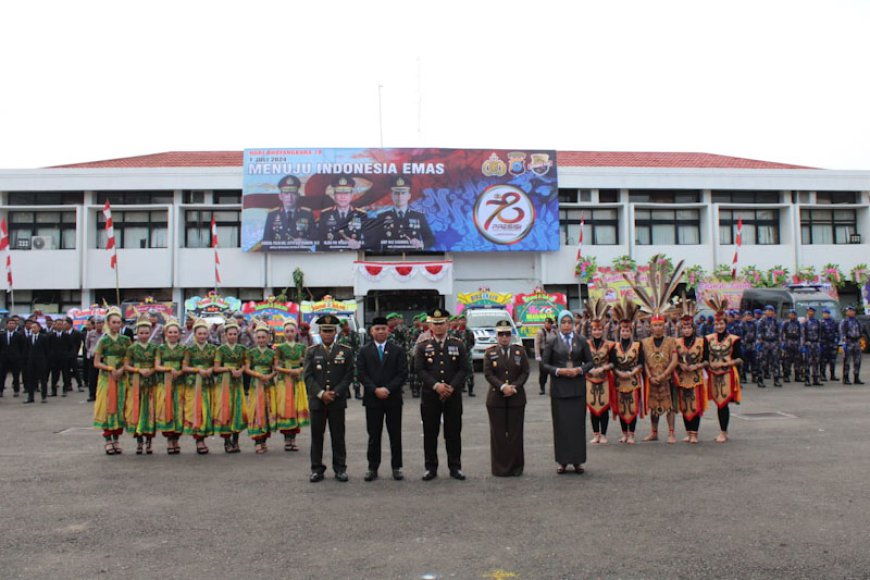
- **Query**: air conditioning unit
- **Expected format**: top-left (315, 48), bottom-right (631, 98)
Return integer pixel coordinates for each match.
top-left (30, 235), bottom-right (55, 251)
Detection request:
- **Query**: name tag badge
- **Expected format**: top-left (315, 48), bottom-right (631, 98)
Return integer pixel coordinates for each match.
top-left (514, 355), bottom-right (522, 365)
top-left (448, 346), bottom-right (459, 356)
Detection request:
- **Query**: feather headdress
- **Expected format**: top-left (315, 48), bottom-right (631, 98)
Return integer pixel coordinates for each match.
top-left (584, 297), bottom-right (610, 328)
top-left (622, 254), bottom-right (685, 322)
top-left (673, 291), bottom-right (698, 322)
top-left (704, 292), bottom-right (728, 320)
top-left (611, 298), bottom-right (643, 326)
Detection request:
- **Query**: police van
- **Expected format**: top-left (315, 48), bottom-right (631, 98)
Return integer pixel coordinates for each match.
top-left (739, 285), bottom-right (841, 322)
top-left (465, 307), bottom-right (523, 370)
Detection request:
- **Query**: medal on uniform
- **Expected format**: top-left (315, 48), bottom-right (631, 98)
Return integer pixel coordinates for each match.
top-left (493, 361), bottom-right (498, 368)
top-left (316, 364), bottom-right (322, 370)
top-left (427, 358), bottom-right (433, 364)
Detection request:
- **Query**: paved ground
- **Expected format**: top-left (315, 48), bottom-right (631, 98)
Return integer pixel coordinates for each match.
top-left (2, 361), bottom-right (870, 580)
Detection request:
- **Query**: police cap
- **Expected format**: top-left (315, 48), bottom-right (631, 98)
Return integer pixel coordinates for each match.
top-left (278, 175), bottom-right (301, 193)
top-left (316, 314), bottom-right (341, 330)
top-left (390, 175), bottom-right (412, 191)
top-left (495, 320), bottom-right (512, 334)
top-left (331, 174), bottom-right (355, 193)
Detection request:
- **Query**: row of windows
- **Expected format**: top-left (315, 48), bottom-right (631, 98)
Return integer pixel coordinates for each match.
top-left (6, 191), bottom-right (242, 206)
top-left (3, 208), bottom-right (861, 249)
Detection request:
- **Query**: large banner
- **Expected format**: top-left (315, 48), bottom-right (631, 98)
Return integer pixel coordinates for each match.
top-left (513, 290), bottom-right (567, 339)
top-left (242, 298), bottom-right (299, 336)
top-left (242, 148), bottom-right (559, 253)
top-left (588, 268), bottom-right (654, 305)
top-left (299, 295), bottom-right (357, 325)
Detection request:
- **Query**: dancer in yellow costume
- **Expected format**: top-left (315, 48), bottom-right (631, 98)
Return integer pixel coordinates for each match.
top-left (155, 316), bottom-right (185, 454)
top-left (182, 317), bottom-right (216, 454)
top-left (245, 321), bottom-right (277, 454)
top-left (273, 319), bottom-right (311, 452)
top-left (124, 315), bottom-right (158, 455)
top-left (92, 307), bottom-right (131, 455)
top-left (214, 318), bottom-right (248, 453)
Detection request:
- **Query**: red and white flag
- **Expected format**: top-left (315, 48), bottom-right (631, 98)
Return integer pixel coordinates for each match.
top-left (576, 211), bottom-right (585, 260)
top-left (102, 200), bottom-right (117, 269)
top-left (731, 217), bottom-right (743, 278)
top-left (211, 215), bottom-right (221, 285)
top-left (0, 218), bottom-right (12, 291)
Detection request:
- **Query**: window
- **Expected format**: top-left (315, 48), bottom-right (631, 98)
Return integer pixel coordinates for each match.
top-left (598, 189), bottom-right (619, 203)
top-left (185, 210), bottom-right (240, 248)
top-left (801, 209), bottom-right (857, 244)
top-left (711, 191), bottom-right (780, 204)
top-left (629, 190), bottom-right (700, 203)
top-left (183, 191), bottom-right (206, 204)
top-left (97, 210), bottom-right (168, 249)
top-left (558, 189), bottom-right (593, 204)
top-left (9, 289), bottom-right (81, 313)
top-left (8, 211), bottom-right (77, 249)
top-left (96, 191), bottom-right (174, 205)
top-left (7, 192), bottom-right (84, 205)
top-left (559, 209), bottom-right (619, 245)
top-left (546, 285), bottom-right (581, 311)
top-left (635, 209), bottom-right (700, 245)
top-left (719, 209), bottom-right (780, 245)
top-left (816, 191), bottom-right (859, 204)
top-left (214, 190), bottom-right (242, 205)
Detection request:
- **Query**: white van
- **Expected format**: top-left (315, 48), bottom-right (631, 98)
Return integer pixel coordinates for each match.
top-left (465, 308), bottom-right (523, 369)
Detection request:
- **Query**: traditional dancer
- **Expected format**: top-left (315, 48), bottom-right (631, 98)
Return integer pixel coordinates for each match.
top-left (155, 317), bottom-right (185, 454)
top-left (584, 298), bottom-right (615, 445)
top-left (674, 295), bottom-right (708, 444)
top-left (245, 321), bottom-right (277, 454)
top-left (608, 299), bottom-right (645, 444)
top-left (213, 317), bottom-right (248, 453)
top-left (92, 307), bottom-right (131, 455)
top-left (182, 318), bottom-right (216, 455)
top-left (124, 315), bottom-right (158, 455)
top-left (704, 294), bottom-right (742, 443)
top-left (273, 319), bottom-right (311, 452)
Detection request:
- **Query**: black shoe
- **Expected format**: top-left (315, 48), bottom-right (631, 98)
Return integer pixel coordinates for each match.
top-left (13, 392), bottom-right (19, 398)
top-left (820, 373), bottom-right (827, 381)
top-left (364, 470), bottom-right (377, 482)
top-left (392, 469), bottom-right (404, 481)
top-left (511, 468), bottom-right (523, 477)
top-left (23, 398), bottom-right (35, 404)
top-left (757, 381), bottom-right (766, 388)
top-left (412, 392), bottom-right (420, 398)
top-left (468, 392), bottom-right (476, 397)
top-left (854, 375), bottom-right (865, 385)
top-left (539, 391), bottom-right (546, 395)
top-left (449, 469), bottom-right (466, 481)
top-left (830, 375), bottom-right (839, 381)
top-left (334, 472), bottom-right (349, 482)
top-left (422, 470), bottom-right (437, 481)
top-left (86, 397), bottom-right (96, 402)
top-left (813, 380), bottom-right (822, 386)
top-left (844, 377), bottom-right (852, 385)
top-left (40, 398), bottom-right (47, 403)
top-left (309, 472), bottom-right (324, 483)
top-left (50, 392), bottom-right (57, 397)
top-left (61, 392), bottom-right (67, 397)
top-left (773, 380), bottom-right (782, 387)
top-left (77, 387), bottom-right (84, 392)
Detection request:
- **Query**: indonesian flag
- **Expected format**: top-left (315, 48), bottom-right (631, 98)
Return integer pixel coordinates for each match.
top-left (731, 216), bottom-right (743, 278)
top-left (102, 200), bottom-right (117, 269)
top-left (211, 214), bottom-right (221, 285)
top-left (576, 210), bottom-right (585, 260)
top-left (0, 218), bottom-right (11, 291)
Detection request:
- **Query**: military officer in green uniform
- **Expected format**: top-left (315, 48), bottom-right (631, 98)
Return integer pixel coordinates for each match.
top-left (373, 175), bottom-right (435, 251)
top-left (261, 175), bottom-right (316, 250)
top-left (387, 313), bottom-right (407, 347)
top-left (304, 314), bottom-right (354, 482)
top-left (317, 174), bottom-right (370, 251)
top-left (406, 312), bottom-right (426, 398)
top-left (337, 318), bottom-right (362, 400)
top-left (415, 308), bottom-right (468, 481)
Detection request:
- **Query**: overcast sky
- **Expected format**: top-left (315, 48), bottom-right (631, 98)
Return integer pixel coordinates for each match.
top-left (2, 0), bottom-right (868, 170)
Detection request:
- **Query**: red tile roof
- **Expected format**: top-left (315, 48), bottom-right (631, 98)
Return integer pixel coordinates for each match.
top-left (49, 150), bottom-right (814, 170)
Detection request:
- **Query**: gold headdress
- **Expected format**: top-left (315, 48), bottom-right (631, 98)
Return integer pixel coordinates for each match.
top-left (253, 319), bottom-right (271, 334)
top-left (105, 306), bottom-right (123, 321)
top-left (135, 313), bottom-right (152, 329)
top-left (163, 316), bottom-right (181, 331)
top-left (622, 254), bottom-right (685, 322)
top-left (282, 316), bottom-right (298, 329)
top-left (192, 317), bottom-right (209, 332)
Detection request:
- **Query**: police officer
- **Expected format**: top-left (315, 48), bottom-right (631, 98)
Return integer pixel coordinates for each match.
top-left (780, 309), bottom-right (802, 383)
top-left (304, 314), bottom-right (354, 482)
top-left (741, 311), bottom-right (758, 383)
top-left (756, 305), bottom-right (782, 388)
top-left (452, 313), bottom-right (476, 397)
top-left (820, 308), bottom-right (839, 381)
top-left (261, 175), bottom-right (316, 250)
top-left (415, 308), bottom-right (468, 481)
top-left (802, 306), bottom-right (822, 386)
top-left (483, 320), bottom-right (529, 477)
top-left (373, 175), bottom-right (435, 251)
top-left (317, 175), bottom-right (369, 251)
top-left (726, 310), bottom-right (746, 381)
top-left (839, 306), bottom-right (864, 385)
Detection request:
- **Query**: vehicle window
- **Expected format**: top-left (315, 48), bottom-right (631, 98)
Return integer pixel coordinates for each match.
top-left (795, 301), bottom-right (842, 321)
top-left (466, 312), bottom-right (511, 327)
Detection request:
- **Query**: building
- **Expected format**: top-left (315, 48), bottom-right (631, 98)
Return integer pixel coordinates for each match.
top-left (1, 150), bottom-right (868, 318)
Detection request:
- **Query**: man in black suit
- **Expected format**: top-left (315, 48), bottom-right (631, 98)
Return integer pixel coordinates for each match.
top-left (357, 316), bottom-right (408, 482)
top-left (0, 317), bottom-right (25, 397)
top-left (63, 317), bottom-right (85, 392)
top-left (23, 318), bottom-right (49, 404)
top-left (415, 308), bottom-right (468, 481)
top-left (303, 314), bottom-right (354, 483)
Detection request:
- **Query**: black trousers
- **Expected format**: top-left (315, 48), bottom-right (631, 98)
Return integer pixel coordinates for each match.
top-left (310, 406), bottom-right (347, 474)
top-left (0, 358), bottom-right (21, 393)
top-left (683, 415), bottom-right (701, 431)
top-left (86, 357), bottom-right (97, 399)
top-left (50, 358), bottom-right (71, 392)
top-left (24, 360), bottom-right (48, 400)
top-left (538, 362), bottom-right (548, 393)
top-left (591, 413), bottom-right (609, 435)
top-left (421, 394), bottom-right (462, 472)
top-left (365, 402), bottom-right (403, 470)
top-left (67, 355), bottom-right (83, 388)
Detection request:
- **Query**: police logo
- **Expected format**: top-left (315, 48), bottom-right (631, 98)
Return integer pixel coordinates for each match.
top-left (482, 153), bottom-right (507, 177)
top-left (507, 152), bottom-right (527, 176)
top-left (529, 153), bottom-right (553, 176)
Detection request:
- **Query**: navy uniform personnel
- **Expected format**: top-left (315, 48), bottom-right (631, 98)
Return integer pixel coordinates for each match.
top-left (819, 308), bottom-right (839, 381)
top-left (839, 306), bottom-right (864, 385)
top-left (261, 175), bottom-right (316, 250)
top-left (415, 308), bottom-right (468, 481)
top-left (756, 305), bottom-right (782, 387)
top-left (483, 320), bottom-right (529, 477)
top-left (780, 310), bottom-right (802, 383)
top-left (726, 311), bottom-right (746, 381)
top-left (374, 175), bottom-right (435, 251)
top-left (317, 175), bottom-right (369, 251)
top-left (802, 306), bottom-right (822, 386)
top-left (741, 311), bottom-right (759, 383)
top-left (303, 314), bottom-right (354, 482)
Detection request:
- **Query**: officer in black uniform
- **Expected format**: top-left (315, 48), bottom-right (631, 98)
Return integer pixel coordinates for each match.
top-left (317, 175), bottom-right (369, 251)
top-left (415, 308), bottom-right (468, 481)
top-left (261, 175), bottom-right (316, 250)
top-left (0, 317), bottom-right (25, 397)
top-left (373, 175), bottom-right (435, 251)
top-left (304, 314), bottom-right (354, 482)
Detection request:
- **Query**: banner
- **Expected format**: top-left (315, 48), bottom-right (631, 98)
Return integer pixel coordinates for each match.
top-left (299, 295), bottom-right (357, 325)
top-left (513, 290), bottom-right (567, 339)
top-left (696, 281), bottom-right (752, 310)
top-left (456, 290), bottom-right (513, 316)
top-left (242, 148), bottom-right (559, 253)
top-left (68, 307), bottom-right (108, 331)
top-left (123, 299), bottom-right (176, 322)
top-left (184, 292), bottom-right (242, 322)
top-left (588, 268), bottom-right (654, 305)
top-left (242, 298), bottom-right (299, 336)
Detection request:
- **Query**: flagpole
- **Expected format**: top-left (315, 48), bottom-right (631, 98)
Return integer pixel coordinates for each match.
top-left (114, 248), bottom-right (121, 307)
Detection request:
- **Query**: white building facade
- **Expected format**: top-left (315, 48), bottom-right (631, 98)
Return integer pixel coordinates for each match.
top-left (1, 151), bottom-right (868, 318)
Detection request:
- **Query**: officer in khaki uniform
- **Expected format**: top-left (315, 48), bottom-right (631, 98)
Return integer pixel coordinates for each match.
top-left (415, 308), bottom-right (468, 481)
top-left (304, 314), bottom-right (354, 482)
top-left (261, 175), bottom-right (316, 250)
top-left (483, 320), bottom-right (529, 477)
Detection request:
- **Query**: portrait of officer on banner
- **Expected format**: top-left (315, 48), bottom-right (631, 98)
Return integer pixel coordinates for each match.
top-left (317, 174), bottom-right (370, 251)
top-left (373, 175), bottom-right (434, 251)
top-left (260, 174), bottom-right (316, 251)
